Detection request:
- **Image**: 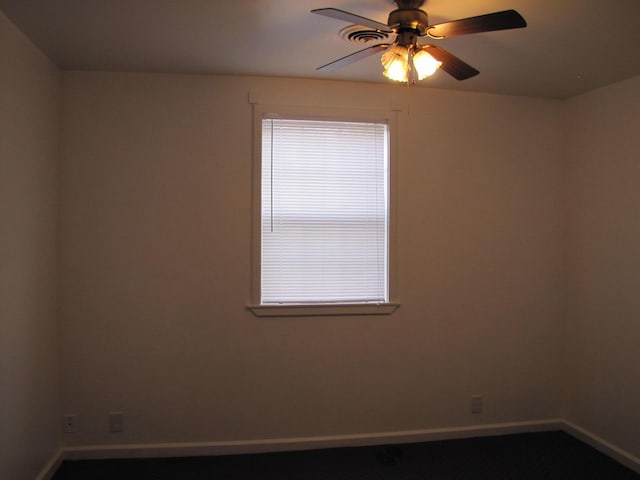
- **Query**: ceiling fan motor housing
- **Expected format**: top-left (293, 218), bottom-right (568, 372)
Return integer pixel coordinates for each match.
top-left (388, 8), bottom-right (429, 33)
top-left (394, 0), bottom-right (426, 9)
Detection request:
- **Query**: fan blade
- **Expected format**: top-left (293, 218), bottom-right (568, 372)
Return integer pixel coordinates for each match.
top-left (317, 44), bottom-right (390, 72)
top-left (427, 10), bottom-right (526, 38)
top-left (423, 45), bottom-right (479, 80)
top-left (311, 8), bottom-right (392, 32)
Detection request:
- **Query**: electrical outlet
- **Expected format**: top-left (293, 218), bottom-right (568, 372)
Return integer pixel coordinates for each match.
top-left (471, 395), bottom-right (483, 414)
top-left (109, 411), bottom-right (124, 433)
top-left (63, 414), bottom-right (78, 433)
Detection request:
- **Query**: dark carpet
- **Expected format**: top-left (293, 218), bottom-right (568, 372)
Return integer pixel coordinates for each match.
top-left (52, 431), bottom-right (639, 479)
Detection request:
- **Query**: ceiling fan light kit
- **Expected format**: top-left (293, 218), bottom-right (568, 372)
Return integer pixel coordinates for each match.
top-left (381, 44), bottom-right (441, 82)
top-left (311, 0), bottom-right (527, 84)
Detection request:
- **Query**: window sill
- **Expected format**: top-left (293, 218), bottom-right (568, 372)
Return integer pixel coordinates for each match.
top-left (247, 303), bottom-right (399, 318)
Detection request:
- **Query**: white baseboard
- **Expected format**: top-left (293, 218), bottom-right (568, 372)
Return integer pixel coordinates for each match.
top-left (35, 448), bottom-right (63, 480)
top-left (560, 420), bottom-right (640, 474)
top-left (50, 419), bottom-right (639, 476)
top-left (61, 419), bottom-right (561, 460)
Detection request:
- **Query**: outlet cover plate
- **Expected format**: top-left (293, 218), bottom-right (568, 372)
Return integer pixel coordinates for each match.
top-left (63, 414), bottom-right (78, 433)
top-left (109, 411), bottom-right (124, 433)
top-left (471, 395), bottom-right (483, 414)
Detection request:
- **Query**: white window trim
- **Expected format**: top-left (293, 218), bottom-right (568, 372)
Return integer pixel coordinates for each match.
top-left (248, 103), bottom-right (399, 317)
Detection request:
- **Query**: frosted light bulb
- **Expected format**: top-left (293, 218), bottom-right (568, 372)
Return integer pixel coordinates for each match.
top-left (413, 49), bottom-right (442, 79)
top-left (381, 45), bottom-right (409, 82)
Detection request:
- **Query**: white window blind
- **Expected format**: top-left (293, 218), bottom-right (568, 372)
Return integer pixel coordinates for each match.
top-left (261, 117), bottom-right (389, 305)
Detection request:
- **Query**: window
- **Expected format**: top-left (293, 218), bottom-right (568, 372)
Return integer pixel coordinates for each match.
top-left (250, 105), bottom-right (398, 317)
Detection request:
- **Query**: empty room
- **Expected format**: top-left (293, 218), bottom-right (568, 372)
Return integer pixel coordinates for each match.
top-left (1, 1), bottom-right (639, 479)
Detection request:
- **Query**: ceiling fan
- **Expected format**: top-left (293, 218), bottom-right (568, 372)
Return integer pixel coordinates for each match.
top-left (311, 0), bottom-right (527, 83)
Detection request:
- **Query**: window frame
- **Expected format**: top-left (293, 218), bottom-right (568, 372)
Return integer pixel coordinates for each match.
top-left (248, 103), bottom-right (399, 317)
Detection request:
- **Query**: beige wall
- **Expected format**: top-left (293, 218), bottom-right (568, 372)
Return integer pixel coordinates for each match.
top-left (0, 11), bottom-right (61, 480)
top-left (565, 75), bottom-right (640, 458)
top-left (59, 72), bottom-right (565, 446)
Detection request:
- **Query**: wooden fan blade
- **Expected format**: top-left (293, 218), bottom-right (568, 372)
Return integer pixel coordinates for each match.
top-left (317, 44), bottom-right (390, 72)
top-left (427, 10), bottom-right (526, 38)
top-left (423, 45), bottom-right (479, 80)
top-left (311, 8), bottom-right (392, 32)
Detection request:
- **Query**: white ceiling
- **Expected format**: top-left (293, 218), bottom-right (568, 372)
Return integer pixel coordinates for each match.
top-left (2, 0), bottom-right (639, 99)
